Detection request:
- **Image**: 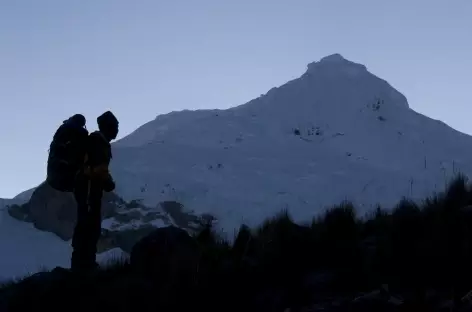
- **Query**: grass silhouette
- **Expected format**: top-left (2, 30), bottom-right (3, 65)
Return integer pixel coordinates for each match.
top-left (2, 174), bottom-right (472, 311)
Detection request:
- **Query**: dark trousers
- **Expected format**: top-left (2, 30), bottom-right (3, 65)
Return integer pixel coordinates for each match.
top-left (71, 173), bottom-right (103, 271)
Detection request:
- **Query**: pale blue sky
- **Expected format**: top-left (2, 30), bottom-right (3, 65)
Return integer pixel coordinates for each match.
top-left (0, 0), bottom-right (471, 198)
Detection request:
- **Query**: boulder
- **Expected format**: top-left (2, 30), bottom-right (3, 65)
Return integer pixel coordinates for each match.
top-left (25, 181), bottom-right (119, 240)
top-left (130, 226), bottom-right (200, 283)
top-left (101, 226), bottom-right (157, 253)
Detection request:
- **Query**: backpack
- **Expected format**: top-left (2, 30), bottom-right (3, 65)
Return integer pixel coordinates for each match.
top-left (46, 115), bottom-right (89, 192)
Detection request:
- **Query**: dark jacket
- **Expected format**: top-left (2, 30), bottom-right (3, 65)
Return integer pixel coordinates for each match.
top-left (84, 131), bottom-right (114, 191)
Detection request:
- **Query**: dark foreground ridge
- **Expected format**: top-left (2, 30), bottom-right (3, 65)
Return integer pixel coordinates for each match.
top-left (3, 175), bottom-right (472, 311)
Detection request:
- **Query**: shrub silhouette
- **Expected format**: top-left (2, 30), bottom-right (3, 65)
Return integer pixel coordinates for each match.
top-left (3, 174), bottom-right (472, 311)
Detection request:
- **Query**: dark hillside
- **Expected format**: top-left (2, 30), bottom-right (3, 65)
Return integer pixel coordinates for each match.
top-left (2, 175), bottom-right (472, 311)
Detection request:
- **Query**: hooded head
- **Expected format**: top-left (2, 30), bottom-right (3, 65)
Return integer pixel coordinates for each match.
top-left (97, 111), bottom-right (119, 141)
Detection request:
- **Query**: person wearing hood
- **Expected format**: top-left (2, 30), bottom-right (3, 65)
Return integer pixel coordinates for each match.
top-left (71, 111), bottom-right (119, 272)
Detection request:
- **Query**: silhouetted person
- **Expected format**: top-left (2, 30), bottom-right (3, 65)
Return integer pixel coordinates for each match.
top-left (71, 111), bottom-right (119, 272)
top-left (46, 114), bottom-right (88, 192)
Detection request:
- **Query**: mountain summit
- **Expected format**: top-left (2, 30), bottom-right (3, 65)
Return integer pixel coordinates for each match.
top-left (306, 53), bottom-right (368, 74)
top-left (107, 54), bottom-right (472, 233)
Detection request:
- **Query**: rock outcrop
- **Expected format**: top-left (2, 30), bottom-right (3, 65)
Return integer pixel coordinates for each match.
top-left (8, 182), bottom-right (119, 240)
top-left (7, 185), bottom-right (215, 254)
top-left (130, 226), bottom-right (200, 283)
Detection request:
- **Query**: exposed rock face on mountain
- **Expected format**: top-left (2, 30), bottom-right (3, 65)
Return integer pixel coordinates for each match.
top-left (7, 184), bottom-right (213, 253)
top-left (7, 182), bottom-right (118, 240)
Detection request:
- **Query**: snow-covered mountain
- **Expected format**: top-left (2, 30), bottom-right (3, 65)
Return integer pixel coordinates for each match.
top-left (3, 53), bottom-right (472, 278)
top-left (109, 53), bottom-right (472, 233)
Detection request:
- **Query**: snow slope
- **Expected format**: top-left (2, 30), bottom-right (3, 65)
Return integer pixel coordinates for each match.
top-left (0, 207), bottom-right (71, 281)
top-left (111, 54), bottom-right (472, 234)
top-left (0, 206), bottom-right (128, 280)
top-left (0, 186), bottom-right (127, 280)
